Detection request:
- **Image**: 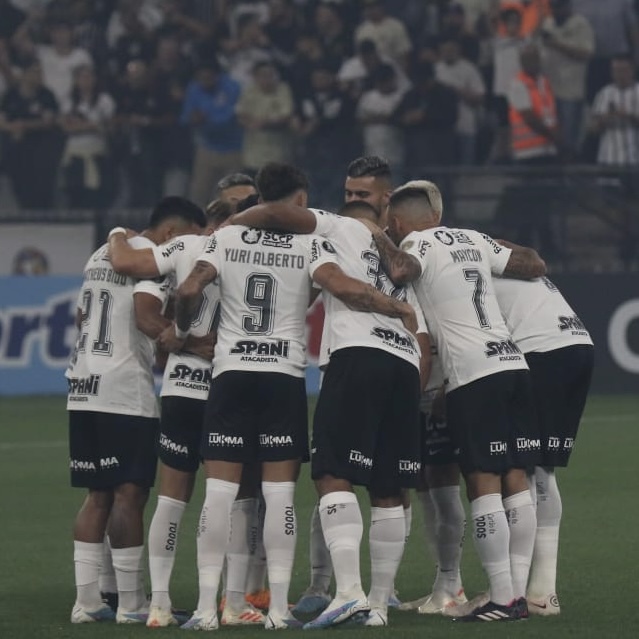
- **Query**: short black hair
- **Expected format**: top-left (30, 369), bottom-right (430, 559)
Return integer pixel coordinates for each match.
top-left (346, 155), bottom-right (392, 180)
top-left (217, 172), bottom-right (256, 193)
top-left (236, 193), bottom-right (260, 212)
top-left (338, 200), bottom-right (379, 220)
top-left (256, 163), bottom-right (309, 202)
top-left (148, 196), bottom-right (206, 229)
top-left (389, 186), bottom-right (432, 210)
top-left (205, 199), bottom-right (234, 226)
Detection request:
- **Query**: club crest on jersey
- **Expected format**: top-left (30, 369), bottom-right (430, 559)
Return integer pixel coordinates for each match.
top-left (242, 229), bottom-right (262, 244)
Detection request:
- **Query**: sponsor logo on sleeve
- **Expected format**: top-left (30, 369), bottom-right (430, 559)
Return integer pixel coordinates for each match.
top-left (161, 240), bottom-right (185, 258)
top-left (204, 235), bottom-right (218, 253)
top-left (481, 233), bottom-right (503, 254)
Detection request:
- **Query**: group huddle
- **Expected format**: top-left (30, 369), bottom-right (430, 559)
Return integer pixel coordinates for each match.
top-left (66, 156), bottom-right (593, 630)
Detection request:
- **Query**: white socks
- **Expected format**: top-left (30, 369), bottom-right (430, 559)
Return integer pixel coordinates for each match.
top-left (417, 490), bottom-right (438, 564)
top-left (74, 541), bottom-right (105, 609)
top-left (368, 506), bottom-right (406, 611)
top-left (319, 491), bottom-right (364, 597)
top-left (98, 535), bottom-right (117, 594)
top-left (431, 486), bottom-right (466, 595)
top-left (470, 493), bottom-right (514, 605)
top-left (111, 545), bottom-right (146, 611)
top-left (148, 495), bottom-right (187, 609)
top-left (226, 497), bottom-right (255, 610)
top-left (309, 502), bottom-right (332, 593)
top-left (246, 496), bottom-right (268, 595)
top-left (528, 467), bottom-right (562, 596)
top-left (196, 478), bottom-right (239, 613)
top-left (503, 490), bottom-right (537, 599)
top-left (262, 481), bottom-right (297, 617)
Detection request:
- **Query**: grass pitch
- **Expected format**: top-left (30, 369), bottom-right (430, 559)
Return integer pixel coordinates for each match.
top-left (0, 394), bottom-right (638, 638)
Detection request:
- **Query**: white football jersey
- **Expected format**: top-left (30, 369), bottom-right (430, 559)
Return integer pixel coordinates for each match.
top-left (311, 209), bottom-right (426, 371)
top-left (197, 226), bottom-right (338, 379)
top-left (66, 236), bottom-right (169, 416)
top-left (152, 234), bottom-right (220, 400)
top-left (402, 227), bottom-right (527, 391)
top-left (493, 276), bottom-right (593, 353)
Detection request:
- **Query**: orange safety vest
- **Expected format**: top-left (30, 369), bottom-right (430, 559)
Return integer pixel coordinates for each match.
top-left (509, 71), bottom-right (557, 155)
top-left (499, 0), bottom-right (549, 37)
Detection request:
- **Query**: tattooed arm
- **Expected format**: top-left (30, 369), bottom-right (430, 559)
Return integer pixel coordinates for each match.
top-left (498, 239), bottom-right (547, 279)
top-left (229, 203), bottom-right (318, 233)
top-left (312, 262), bottom-right (418, 334)
top-left (174, 261), bottom-right (218, 334)
top-left (368, 224), bottom-right (422, 286)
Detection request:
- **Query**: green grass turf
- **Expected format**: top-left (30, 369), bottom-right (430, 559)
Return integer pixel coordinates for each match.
top-left (1, 395), bottom-right (638, 637)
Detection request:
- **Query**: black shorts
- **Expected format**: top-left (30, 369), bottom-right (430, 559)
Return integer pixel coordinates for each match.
top-left (446, 370), bottom-right (539, 475)
top-left (420, 407), bottom-right (459, 467)
top-left (159, 396), bottom-right (206, 473)
top-left (68, 411), bottom-right (158, 489)
top-left (525, 345), bottom-right (594, 467)
top-left (311, 347), bottom-right (421, 497)
top-left (201, 371), bottom-right (308, 463)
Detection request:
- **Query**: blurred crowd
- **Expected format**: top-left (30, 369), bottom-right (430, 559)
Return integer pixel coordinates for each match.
top-left (0, 0), bottom-right (638, 211)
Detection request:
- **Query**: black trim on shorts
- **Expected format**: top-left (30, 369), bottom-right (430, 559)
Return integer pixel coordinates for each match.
top-left (159, 396), bottom-right (206, 473)
top-left (201, 371), bottom-right (309, 464)
top-left (525, 345), bottom-right (594, 467)
top-left (311, 347), bottom-right (422, 497)
top-left (68, 410), bottom-right (158, 489)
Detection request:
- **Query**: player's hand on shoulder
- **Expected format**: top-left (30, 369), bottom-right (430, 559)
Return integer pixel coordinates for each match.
top-left (157, 323), bottom-right (186, 353)
top-left (399, 302), bottom-right (418, 336)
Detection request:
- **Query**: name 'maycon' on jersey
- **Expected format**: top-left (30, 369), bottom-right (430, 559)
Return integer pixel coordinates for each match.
top-left (401, 226), bottom-right (528, 391)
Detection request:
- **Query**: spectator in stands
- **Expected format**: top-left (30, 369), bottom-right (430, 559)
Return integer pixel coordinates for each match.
top-left (540, 0), bottom-right (595, 156)
top-left (181, 60), bottom-right (243, 207)
top-left (499, 0), bottom-right (550, 36)
top-left (0, 38), bottom-right (16, 101)
top-left (573, 0), bottom-right (639, 100)
top-left (338, 38), bottom-right (410, 101)
top-left (236, 60), bottom-right (295, 173)
top-left (356, 63), bottom-right (407, 174)
top-left (60, 64), bottom-right (115, 208)
top-left (355, 0), bottom-right (413, 70)
top-left (70, 0), bottom-right (109, 69)
top-left (492, 6), bottom-right (526, 162)
top-left (436, 36), bottom-right (486, 164)
top-left (287, 30), bottom-right (332, 97)
top-left (106, 0), bottom-right (163, 50)
top-left (396, 60), bottom-right (459, 170)
top-left (158, 0), bottom-right (214, 44)
top-left (296, 62), bottom-right (357, 207)
top-left (114, 59), bottom-right (172, 207)
top-left (591, 55), bottom-right (639, 166)
top-left (108, 2), bottom-right (155, 79)
top-left (221, 13), bottom-right (273, 89)
top-left (152, 30), bottom-right (193, 196)
top-left (508, 43), bottom-right (560, 163)
top-left (0, 0), bottom-right (25, 42)
top-left (313, 1), bottom-right (352, 61)
top-left (441, 2), bottom-right (481, 64)
top-left (265, 0), bottom-right (304, 67)
top-left (507, 43), bottom-right (560, 256)
top-left (13, 18), bottom-right (93, 107)
top-left (0, 60), bottom-right (60, 208)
